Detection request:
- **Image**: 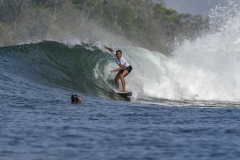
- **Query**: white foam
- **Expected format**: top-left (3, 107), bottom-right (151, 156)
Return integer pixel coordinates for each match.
top-left (97, 0), bottom-right (240, 102)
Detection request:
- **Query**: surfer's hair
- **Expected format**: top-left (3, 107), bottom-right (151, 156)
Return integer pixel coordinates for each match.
top-left (71, 94), bottom-right (79, 102)
top-left (116, 50), bottom-right (122, 54)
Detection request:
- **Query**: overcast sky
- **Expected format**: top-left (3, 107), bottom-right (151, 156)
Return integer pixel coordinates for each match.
top-left (164, 0), bottom-right (219, 15)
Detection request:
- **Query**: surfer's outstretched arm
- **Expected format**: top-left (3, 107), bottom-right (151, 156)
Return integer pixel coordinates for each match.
top-left (111, 64), bottom-right (124, 73)
top-left (104, 46), bottom-right (114, 54)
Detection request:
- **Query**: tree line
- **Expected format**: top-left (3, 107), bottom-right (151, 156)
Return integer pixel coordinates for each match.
top-left (0, 0), bottom-right (209, 53)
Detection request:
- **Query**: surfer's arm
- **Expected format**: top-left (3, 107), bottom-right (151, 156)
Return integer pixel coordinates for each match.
top-left (104, 46), bottom-right (114, 54)
top-left (111, 64), bottom-right (124, 73)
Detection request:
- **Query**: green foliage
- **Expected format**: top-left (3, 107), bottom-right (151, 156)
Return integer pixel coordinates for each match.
top-left (153, 4), bottom-right (180, 21)
top-left (0, 0), bottom-right (209, 53)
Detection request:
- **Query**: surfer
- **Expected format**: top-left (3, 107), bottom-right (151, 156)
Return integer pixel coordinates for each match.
top-left (71, 94), bottom-right (83, 104)
top-left (104, 46), bottom-right (132, 92)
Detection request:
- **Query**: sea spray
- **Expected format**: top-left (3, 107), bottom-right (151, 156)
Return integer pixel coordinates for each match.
top-left (98, 0), bottom-right (240, 102)
top-left (167, 0), bottom-right (240, 101)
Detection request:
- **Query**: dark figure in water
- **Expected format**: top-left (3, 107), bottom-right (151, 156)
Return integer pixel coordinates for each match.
top-left (71, 94), bottom-right (83, 104)
top-left (104, 46), bottom-right (133, 92)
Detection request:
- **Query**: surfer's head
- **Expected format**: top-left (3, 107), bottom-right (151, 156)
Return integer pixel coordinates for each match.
top-left (116, 50), bottom-right (122, 59)
top-left (71, 94), bottom-right (83, 104)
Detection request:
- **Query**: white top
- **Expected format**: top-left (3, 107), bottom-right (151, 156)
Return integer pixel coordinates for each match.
top-left (114, 54), bottom-right (130, 69)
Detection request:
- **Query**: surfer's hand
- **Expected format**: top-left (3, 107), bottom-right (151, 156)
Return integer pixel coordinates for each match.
top-left (104, 46), bottom-right (114, 53)
top-left (110, 70), bottom-right (116, 73)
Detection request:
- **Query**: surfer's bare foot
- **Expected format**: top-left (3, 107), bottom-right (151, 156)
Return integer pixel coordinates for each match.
top-left (120, 90), bottom-right (126, 92)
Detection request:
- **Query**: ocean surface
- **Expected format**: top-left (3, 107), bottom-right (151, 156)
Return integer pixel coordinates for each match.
top-left (2, 1), bottom-right (240, 159)
top-left (1, 40), bottom-right (240, 160)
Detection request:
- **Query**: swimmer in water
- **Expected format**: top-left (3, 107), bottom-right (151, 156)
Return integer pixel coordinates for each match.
top-left (71, 94), bottom-right (83, 104)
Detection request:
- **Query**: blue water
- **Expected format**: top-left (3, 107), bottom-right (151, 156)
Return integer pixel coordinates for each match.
top-left (2, 94), bottom-right (240, 160)
top-left (1, 42), bottom-right (240, 160)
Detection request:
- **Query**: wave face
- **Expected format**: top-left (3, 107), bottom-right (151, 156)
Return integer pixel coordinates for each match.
top-left (0, 41), bottom-right (169, 101)
top-left (0, 41), bottom-right (116, 99)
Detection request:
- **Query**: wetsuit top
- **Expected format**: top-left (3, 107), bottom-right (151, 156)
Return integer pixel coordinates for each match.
top-left (114, 54), bottom-right (130, 69)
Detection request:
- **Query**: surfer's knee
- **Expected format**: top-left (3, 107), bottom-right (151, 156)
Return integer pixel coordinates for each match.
top-left (71, 94), bottom-right (83, 104)
top-left (120, 75), bottom-right (124, 80)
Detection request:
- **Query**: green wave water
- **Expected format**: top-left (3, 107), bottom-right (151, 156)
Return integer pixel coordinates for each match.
top-left (0, 41), bottom-right (121, 99)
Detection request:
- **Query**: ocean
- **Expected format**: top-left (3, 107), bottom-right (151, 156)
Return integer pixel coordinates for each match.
top-left (2, 0), bottom-right (240, 159)
top-left (1, 40), bottom-right (240, 160)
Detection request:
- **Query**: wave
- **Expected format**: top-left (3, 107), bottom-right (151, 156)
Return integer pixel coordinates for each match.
top-left (0, 41), bottom-right (116, 99)
top-left (0, 36), bottom-right (239, 103)
top-left (2, 1), bottom-right (240, 103)
top-left (0, 41), bottom-right (170, 101)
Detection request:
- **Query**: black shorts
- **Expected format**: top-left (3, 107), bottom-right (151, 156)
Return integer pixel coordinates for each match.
top-left (119, 65), bottom-right (132, 74)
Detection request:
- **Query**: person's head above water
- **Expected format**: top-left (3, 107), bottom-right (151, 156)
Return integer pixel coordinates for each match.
top-left (116, 50), bottom-right (122, 59)
top-left (71, 94), bottom-right (83, 104)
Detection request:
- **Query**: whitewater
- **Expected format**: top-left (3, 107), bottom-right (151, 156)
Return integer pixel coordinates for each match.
top-left (98, 0), bottom-right (240, 103)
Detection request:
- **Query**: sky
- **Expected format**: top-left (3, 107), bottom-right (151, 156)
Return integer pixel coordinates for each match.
top-left (164, 0), bottom-right (219, 15)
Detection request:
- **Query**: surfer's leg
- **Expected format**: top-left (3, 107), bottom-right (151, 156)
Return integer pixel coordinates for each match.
top-left (120, 70), bottom-right (129, 92)
top-left (114, 73), bottom-right (121, 89)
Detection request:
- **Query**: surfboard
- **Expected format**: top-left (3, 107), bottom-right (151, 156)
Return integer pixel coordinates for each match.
top-left (116, 91), bottom-right (132, 97)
